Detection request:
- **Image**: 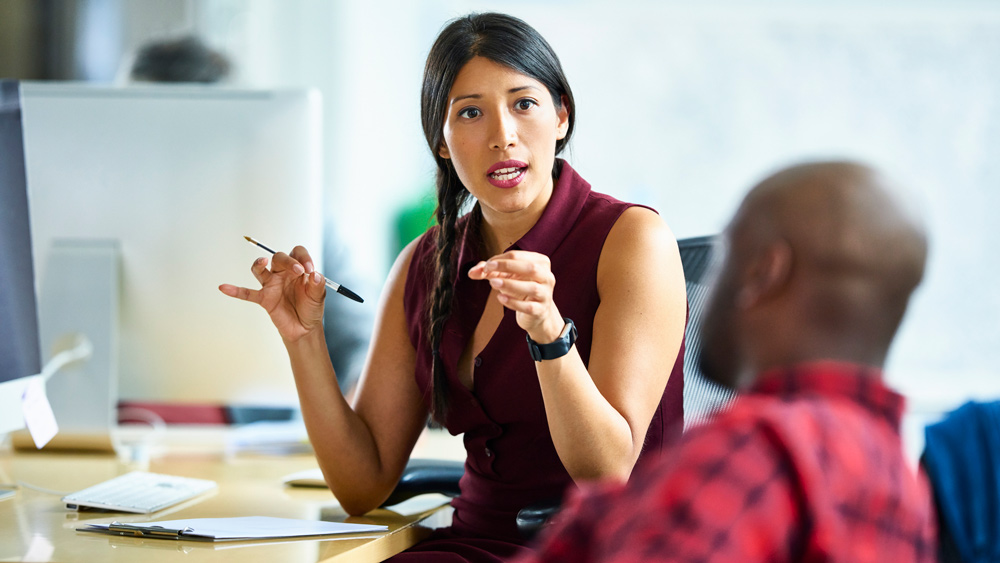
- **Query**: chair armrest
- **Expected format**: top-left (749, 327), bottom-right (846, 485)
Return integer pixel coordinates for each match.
top-left (382, 458), bottom-right (560, 539)
top-left (515, 498), bottom-right (562, 540)
top-left (380, 458), bottom-right (465, 507)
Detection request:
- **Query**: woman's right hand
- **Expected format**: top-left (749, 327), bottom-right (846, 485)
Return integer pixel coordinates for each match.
top-left (218, 246), bottom-right (326, 343)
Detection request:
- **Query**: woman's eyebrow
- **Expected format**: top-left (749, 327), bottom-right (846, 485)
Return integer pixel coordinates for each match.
top-left (450, 85), bottom-right (541, 105)
top-left (508, 85), bottom-right (539, 95)
top-left (450, 93), bottom-right (481, 104)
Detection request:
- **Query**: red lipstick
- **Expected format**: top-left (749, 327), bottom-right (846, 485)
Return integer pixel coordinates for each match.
top-left (487, 160), bottom-right (527, 188)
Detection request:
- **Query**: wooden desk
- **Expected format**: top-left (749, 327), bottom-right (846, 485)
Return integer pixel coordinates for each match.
top-left (0, 428), bottom-right (461, 562)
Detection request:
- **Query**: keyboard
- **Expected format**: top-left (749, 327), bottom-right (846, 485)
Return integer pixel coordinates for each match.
top-left (62, 471), bottom-right (218, 514)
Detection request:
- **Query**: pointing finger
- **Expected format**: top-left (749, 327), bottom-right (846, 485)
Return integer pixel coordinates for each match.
top-left (218, 283), bottom-right (263, 305)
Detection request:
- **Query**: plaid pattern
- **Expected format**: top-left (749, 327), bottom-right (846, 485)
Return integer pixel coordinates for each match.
top-left (515, 362), bottom-right (937, 563)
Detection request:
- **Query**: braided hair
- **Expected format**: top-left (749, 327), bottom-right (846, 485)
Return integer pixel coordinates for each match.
top-left (419, 13), bottom-right (576, 423)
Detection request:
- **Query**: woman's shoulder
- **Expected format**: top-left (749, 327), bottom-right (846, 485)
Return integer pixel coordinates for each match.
top-left (407, 227), bottom-right (438, 265)
top-left (603, 204), bottom-right (674, 258)
top-left (592, 193), bottom-right (679, 286)
top-left (585, 188), bottom-right (657, 216)
top-left (397, 228), bottom-right (437, 297)
top-left (575, 187), bottom-right (665, 245)
top-left (609, 203), bottom-right (667, 234)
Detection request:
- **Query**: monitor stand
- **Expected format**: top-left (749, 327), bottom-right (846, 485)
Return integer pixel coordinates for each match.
top-left (13, 240), bottom-right (120, 453)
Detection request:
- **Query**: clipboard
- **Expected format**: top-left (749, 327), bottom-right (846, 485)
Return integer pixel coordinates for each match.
top-left (79, 516), bottom-right (388, 542)
top-left (106, 523), bottom-right (200, 540)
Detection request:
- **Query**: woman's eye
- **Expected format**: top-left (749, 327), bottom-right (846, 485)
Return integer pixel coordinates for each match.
top-left (515, 99), bottom-right (537, 111)
top-left (458, 107), bottom-right (481, 119)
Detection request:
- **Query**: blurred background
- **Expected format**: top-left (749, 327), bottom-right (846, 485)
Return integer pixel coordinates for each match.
top-left (2, 0), bottom-right (998, 430)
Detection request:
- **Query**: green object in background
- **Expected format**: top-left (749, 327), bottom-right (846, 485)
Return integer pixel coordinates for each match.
top-left (393, 187), bottom-right (437, 259)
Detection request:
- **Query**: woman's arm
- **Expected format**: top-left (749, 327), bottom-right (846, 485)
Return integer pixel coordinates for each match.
top-left (470, 207), bottom-right (686, 482)
top-left (220, 241), bottom-right (429, 514)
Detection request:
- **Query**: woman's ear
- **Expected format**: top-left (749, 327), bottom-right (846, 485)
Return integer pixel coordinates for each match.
top-left (438, 142), bottom-right (451, 160)
top-left (555, 95), bottom-right (570, 140)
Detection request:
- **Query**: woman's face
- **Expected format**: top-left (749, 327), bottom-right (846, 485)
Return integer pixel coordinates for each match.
top-left (439, 56), bottom-right (569, 223)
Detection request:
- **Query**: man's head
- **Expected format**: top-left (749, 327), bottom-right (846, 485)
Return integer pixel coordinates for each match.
top-left (129, 36), bottom-right (231, 84)
top-left (699, 161), bottom-right (928, 390)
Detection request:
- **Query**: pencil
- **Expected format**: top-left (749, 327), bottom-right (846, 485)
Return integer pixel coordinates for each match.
top-left (243, 236), bottom-right (364, 303)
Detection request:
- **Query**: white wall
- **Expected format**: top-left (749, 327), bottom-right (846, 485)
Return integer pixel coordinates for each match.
top-left (70, 0), bottom-right (1000, 420)
top-left (524, 2), bottom-right (1000, 415)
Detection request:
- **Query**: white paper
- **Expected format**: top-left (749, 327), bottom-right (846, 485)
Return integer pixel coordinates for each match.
top-left (82, 516), bottom-right (387, 541)
top-left (21, 378), bottom-right (58, 448)
top-left (384, 494), bottom-right (452, 516)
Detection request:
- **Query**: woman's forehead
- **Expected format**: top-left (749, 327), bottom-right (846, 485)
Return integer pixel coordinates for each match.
top-left (448, 56), bottom-right (548, 99)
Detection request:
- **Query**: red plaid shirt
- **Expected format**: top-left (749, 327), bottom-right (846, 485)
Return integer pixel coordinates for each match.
top-left (515, 361), bottom-right (937, 563)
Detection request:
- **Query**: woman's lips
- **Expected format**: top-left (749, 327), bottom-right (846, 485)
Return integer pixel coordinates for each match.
top-left (487, 160), bottom-right (527, 188)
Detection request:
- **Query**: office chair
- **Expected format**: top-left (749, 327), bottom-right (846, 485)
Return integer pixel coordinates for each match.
top-left (676, 235), bottom-right (739, 431)
top-left (383, 235), bottom-right (738, 539)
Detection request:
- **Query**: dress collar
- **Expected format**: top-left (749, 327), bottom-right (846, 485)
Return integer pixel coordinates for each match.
top-left (454, 159), bottom-right (589, 270)
top-left (514, 159), bottom-right (590, 256)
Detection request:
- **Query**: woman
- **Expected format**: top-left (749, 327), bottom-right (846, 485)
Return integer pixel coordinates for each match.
top-left (219, 12), bottom-right (687, 561)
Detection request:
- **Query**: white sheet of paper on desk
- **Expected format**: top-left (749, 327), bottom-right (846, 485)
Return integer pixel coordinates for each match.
top-left (384, 494), bottom-right (453, 516)
top-left (81, 516), bottom-right (387, 541)
top-left (21, 378), bottom-right (58, 448)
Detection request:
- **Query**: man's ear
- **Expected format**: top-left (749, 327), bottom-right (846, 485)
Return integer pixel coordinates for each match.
top-left (735, 239), bottom-right (792, 309)
top-left (438, 142), bottom-right (451, 160)
top-left (555, 95), bottom-right (570, 140)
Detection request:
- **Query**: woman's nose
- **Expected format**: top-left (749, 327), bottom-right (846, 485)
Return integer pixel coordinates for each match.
top-left (489, 110), bottom-right (517, 150)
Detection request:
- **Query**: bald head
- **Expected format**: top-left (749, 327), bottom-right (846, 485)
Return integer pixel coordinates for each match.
top-left (699, 161), bottom-right (928, 389)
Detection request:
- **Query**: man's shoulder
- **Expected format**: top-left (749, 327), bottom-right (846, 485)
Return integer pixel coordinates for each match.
top-left (641, 399), bottom-right (795, 477)
top-left (693, 394), bottom-right (800, 431)
top-left (667, 395), bottom-right (821, 466)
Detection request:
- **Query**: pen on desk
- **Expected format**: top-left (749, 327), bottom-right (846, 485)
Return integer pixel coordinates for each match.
top-left (243, 236), bottom-right (364, 303)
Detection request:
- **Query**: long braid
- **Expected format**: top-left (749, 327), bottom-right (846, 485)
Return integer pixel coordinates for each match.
top-left (419, 12), bottom-right (576, 424)
top-left (426, 167), bottom-right (471, 424)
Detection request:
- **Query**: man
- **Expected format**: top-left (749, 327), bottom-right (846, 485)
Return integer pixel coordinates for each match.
top-left (127, 35), bottom-right (231, 84)
top-left (514, 161), bottom-right (937, 562)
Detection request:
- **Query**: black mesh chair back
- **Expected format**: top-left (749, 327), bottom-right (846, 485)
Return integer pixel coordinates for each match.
top-left (677, 235), bottom-right (738, 431)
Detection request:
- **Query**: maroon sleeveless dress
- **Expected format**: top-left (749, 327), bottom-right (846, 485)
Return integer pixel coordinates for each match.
top-left (394, 160), bottom-right (685, 561)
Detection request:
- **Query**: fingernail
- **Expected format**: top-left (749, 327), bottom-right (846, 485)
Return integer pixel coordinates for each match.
top-left (304, 262), bottom-right (314, 273)
top-left (312, 272), bottom-right (322, 283)
top-left (293, 264), bottom-right (305, 275)
top-left (489, 278), bottom-right (502, 288)
top-left (485, 261), bottom-right (497, 272)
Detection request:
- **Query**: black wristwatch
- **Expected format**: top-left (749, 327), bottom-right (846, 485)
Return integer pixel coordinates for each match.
top-left (526, 318), bottom-right (577, 362)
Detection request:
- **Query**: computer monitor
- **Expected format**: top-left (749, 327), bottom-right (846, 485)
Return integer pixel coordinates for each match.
top-left (20, 83), bottom-right (324, 407)
top-left (0, 80), bottom-right (44, 436)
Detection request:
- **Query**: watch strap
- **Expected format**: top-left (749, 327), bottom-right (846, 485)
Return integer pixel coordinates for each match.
top-left (526, 318), bottom-right (577, 362)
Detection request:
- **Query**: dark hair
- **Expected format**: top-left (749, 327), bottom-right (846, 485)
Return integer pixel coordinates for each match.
top-left (130, 36), bottom-right (231, 84)
top-left (420, 13), bottom-right (576, 423)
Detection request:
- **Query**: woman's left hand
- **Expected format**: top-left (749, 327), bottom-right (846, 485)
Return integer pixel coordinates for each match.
top-left (468, 250), bottom-right (566, 343)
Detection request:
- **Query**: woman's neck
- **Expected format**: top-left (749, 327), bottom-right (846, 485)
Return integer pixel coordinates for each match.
top-left (478, 172), bottom-right (556, 256)
top-left (479, 205), bottom-right (542, 256)
top-left (481, 228), bottom-right (519, 257)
